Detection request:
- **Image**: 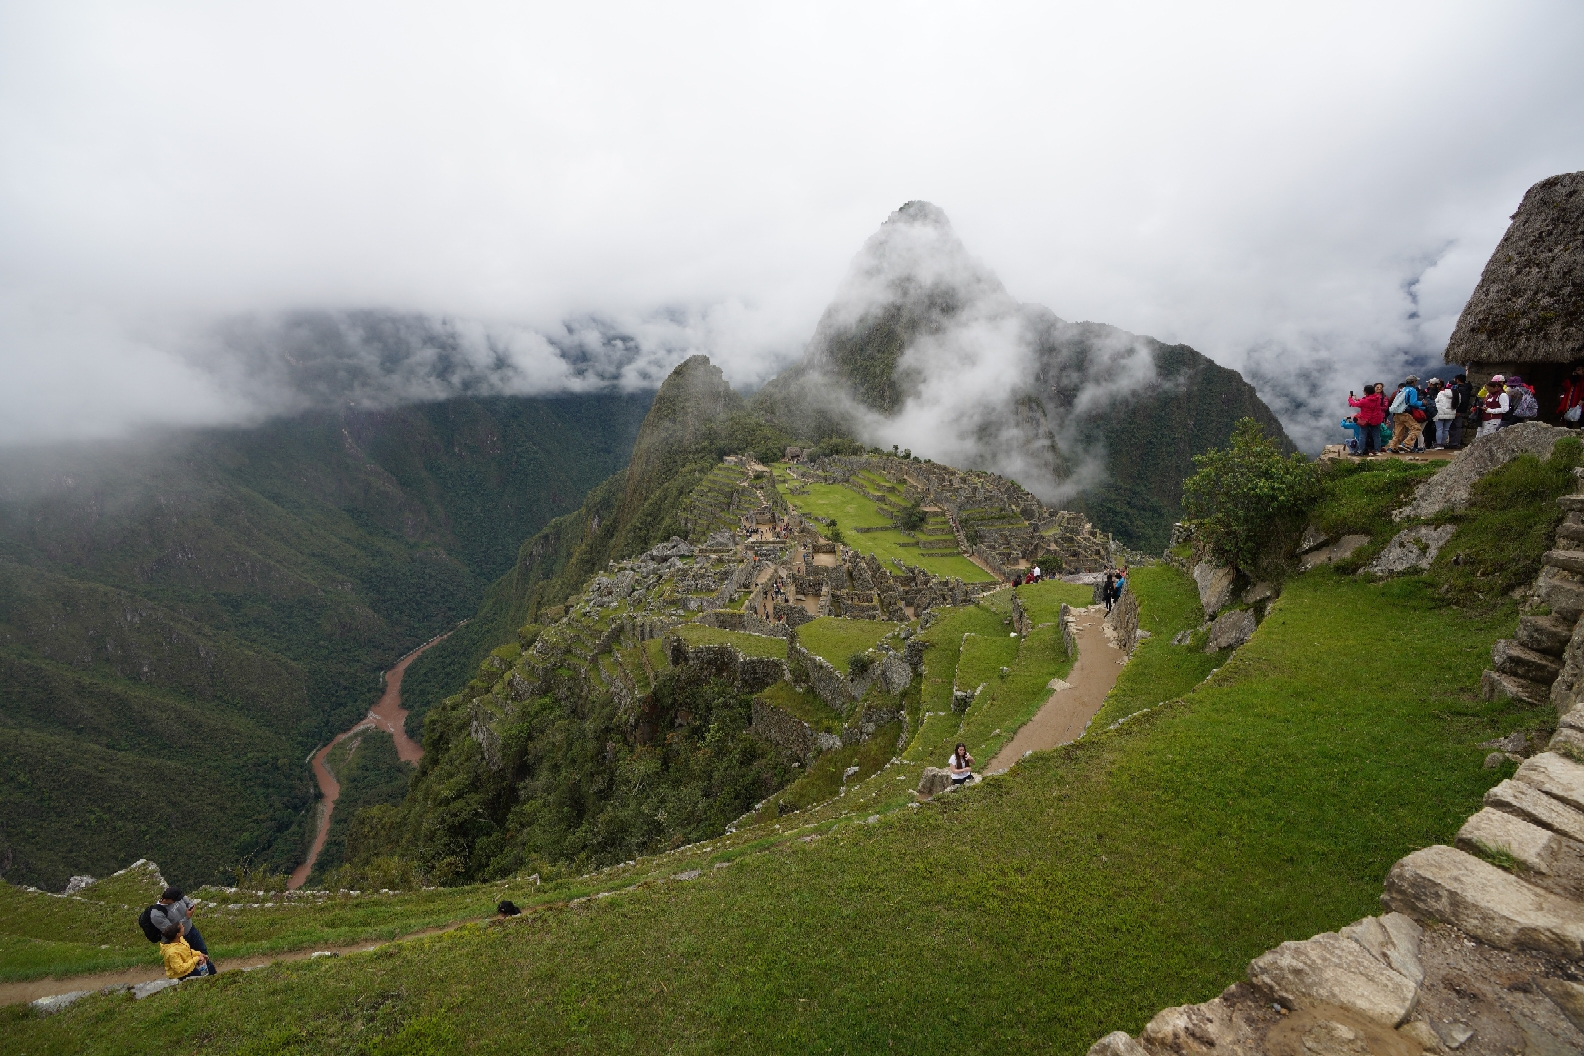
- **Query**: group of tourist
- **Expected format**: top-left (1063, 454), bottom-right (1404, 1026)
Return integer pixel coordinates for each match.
top-left (1010, 564), bottom-right (1045, 587)
top-left (1101, 567), bottom-right (1127, 613)
top-left (1343, 368), bottom-right (1584, 456)
top-left (143, 887), bottom-right (220, 980)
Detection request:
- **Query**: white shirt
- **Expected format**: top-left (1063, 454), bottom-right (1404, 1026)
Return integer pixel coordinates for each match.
top-left (947, 752), bottom-right (972, 775)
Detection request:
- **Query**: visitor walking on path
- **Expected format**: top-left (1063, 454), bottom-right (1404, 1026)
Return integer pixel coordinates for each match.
top-left (1385, 376), bottom-right (1426, 453)
top-left (948, 743), bottom-right (974, 786)
top-left (1348, 383), bottom-right (1384, 456)
top-left (1102, 570), bottom-right (1117, 613)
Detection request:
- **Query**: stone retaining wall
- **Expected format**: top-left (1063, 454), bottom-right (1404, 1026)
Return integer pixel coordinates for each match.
top-left (748, 697), bottom-right (839, 762)
top-left (664, 638), bottom-right (788, 693)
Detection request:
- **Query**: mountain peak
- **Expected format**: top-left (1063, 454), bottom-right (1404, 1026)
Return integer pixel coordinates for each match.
top-left (887, 200), bottom-right (953, 228)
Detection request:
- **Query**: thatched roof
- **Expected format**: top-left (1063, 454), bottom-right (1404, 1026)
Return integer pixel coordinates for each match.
top-left (1445, 171), bottom-right (1583, 365)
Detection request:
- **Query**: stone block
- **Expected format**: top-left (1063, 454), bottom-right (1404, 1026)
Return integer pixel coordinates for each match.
top-left (1339, 912), bottom-right (1423, 986)
top-left (1381, 844), bottom-right (1584, 958)
top-left (1545, 550), bottom-right (1584, 575)
top-left (918, 767), bottom-right (952, 797)
top-left (1364, 524), bottom-right (1457, 576)
top-left (1246, 931), bottom-right (1419, 1027)
top-left (1517, 614), bottom-right (1575, 656)
top-left (1493, 639), bottom-right (1563, 684)
top-left (1538, 579), bottom-right (1584, 621)
top-left (1458, 807), bottom-right (1584, 900)
top-left (1514, 752), bottom-right (1584, 813)
top-left (1485, 778), bottom-right (1584, 844)
top-left (1483, 669), bottom-right (1551, 707)
top-left (1298, 525), bottom-right (1329, 553)
top-left (1205, 608), bottom-right (1256, 653)
top-left (31, 990), bottom-right (92, 1015)
top-left (1192, 561), bottom-right (1236, 617)
top-left (1085, 1031), bottom-right (1148, 1056)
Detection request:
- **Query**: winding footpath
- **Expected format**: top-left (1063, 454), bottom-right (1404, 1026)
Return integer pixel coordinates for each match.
top-left (986, 604), bottom-right (1121, 773)
top-left (287, 634), bottom-right (447, 890)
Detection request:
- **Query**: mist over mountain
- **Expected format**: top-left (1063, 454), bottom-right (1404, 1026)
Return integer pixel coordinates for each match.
top-left (753, 202), bottom-right (1291, 550)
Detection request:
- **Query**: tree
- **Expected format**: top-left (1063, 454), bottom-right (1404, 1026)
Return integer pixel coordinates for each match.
top-left (1180, 418), bottom-right (1321, 574)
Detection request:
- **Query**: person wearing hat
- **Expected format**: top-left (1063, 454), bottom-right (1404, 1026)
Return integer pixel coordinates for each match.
top-left (1385, 375), bottom-right (1426, 453)
top-left (1478, 374), bottom-right (1509, 437)
top-left (1506, 374), bottom-right (1538, 425)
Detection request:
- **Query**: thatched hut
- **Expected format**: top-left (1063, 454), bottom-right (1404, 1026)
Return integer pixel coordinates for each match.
top-left (1445, 171), bottom-right (1583, 417)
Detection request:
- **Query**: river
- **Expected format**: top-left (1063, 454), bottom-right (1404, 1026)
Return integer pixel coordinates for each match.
top-left (287, 632), bottom-right (449, 890)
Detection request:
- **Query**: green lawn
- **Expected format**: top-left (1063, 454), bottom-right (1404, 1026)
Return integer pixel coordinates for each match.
top-left (3, 563), bottom-right (1531, 1055)
top-left (794, 617), bottom-right (899, 670)
top-left (673, 624), bottom-right (788, 659)
top-left (782, 481), bottom-right (994, 582)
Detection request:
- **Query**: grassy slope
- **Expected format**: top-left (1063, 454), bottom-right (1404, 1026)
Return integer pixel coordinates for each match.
top-left (0, 562), bottom-right (1526, 1053)
top-left (782, 480), bottom-right (993, 582)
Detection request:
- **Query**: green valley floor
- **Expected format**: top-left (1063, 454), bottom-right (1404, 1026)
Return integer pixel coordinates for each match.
top-left (0, 565), bottom-right (1537, 1054)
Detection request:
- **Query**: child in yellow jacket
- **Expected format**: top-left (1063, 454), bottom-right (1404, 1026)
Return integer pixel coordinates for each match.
top-left (160, 924), bottom-right (216, 979)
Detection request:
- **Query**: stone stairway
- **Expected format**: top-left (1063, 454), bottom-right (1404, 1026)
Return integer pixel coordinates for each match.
top-left (1483, 471), bottom-right (1584, 707)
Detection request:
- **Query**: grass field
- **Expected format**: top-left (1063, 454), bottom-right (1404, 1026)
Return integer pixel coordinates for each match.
top-left (672, 623), bottom-right (789, 659)
top-left (781, 480), bottom-right (994, 582)
top-left (1, 557), bottom-right (1531, 1054)
top-left (794, 616), bottom-right (899, 670)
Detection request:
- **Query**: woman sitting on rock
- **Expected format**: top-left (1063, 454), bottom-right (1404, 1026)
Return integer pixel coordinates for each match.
top-left (948, 743), bottom-right (974, 786)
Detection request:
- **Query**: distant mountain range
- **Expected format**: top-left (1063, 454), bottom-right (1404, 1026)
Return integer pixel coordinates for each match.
top-left (0, 394), bottom-right (651, 890)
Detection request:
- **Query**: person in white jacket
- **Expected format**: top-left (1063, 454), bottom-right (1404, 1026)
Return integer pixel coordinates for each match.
top-left (1433, 384), bottom-right (1457, 449)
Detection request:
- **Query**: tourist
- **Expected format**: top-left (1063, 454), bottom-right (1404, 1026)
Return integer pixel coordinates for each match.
top-left (1508, 375), bottom-right (1539, 425)
top-left (1114, 568), bottom-right (1128, 602)
top-left (496, 900), bottom-right (522, 918)
top-left (1385, 376), bottom-right (1426, 453)
top-left (1559, 367), bottom-right (1584, 426)
top-left (159, 923), bottom-right (216, 980)
top-left (948, 743), bottom-right (974, 786)
top-left (1479, 375), bottom-right (1509, 437)
top-left (1433, 381), bottom-right (1457, 449)
top-left (149, 887), bottom-right (215, 966)
top-left (1450, 375), bottom-right (1472, 448)
top-left (1102, 569), bottom-right (1117, 613)
top-left (1339, 415), bottom-right (1364, 454)
top-left (1032, 564), bottom-right (1041, 582)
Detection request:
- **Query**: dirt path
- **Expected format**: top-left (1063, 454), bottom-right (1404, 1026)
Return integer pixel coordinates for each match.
top-left (986, 605), bottom-right (1122, 773)
top-left (288, 633), bottom-right (450, 890)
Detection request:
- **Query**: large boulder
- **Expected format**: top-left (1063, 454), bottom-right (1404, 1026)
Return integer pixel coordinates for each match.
top-left (917, 767), bottom-right (952, 797)
top-left (1394, 422), bottom-right (1570, 521)
top-left (1192, 561), bottom-right (1236, 617)
top-left (1364, 524), bottom-right (1457, 576)
top-left (1204, 609), bottom-right (1256, 653)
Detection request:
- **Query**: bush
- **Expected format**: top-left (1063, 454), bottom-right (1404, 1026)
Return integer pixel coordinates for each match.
top-left (827, 524), bottom-right (845, 545)
top-left (1181, 418), bottom-right (1322, 575)
top-left (847, 653), bottom-right (872, 678)
top-left (896, 502), bottom-right (926, 533)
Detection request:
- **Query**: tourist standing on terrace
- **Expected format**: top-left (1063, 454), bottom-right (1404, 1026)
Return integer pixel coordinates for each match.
top-left (1433, 382), bottom-right (1457, 449)
top-left (1385, 376), bottom-right (1425, 453)
top-left (1560, 367), bottom-right (1584, 426)
top-left (1348, 384), bottom-right (1384, 456)
top-left (1479, 376), bottom-right (1509, 437)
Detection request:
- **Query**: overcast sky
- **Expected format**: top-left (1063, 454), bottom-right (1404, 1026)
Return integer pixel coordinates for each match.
top-left (1, 1), bottom-right (1581, 447)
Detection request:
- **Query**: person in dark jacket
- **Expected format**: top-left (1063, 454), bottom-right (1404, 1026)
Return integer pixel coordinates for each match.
top-left (1449, 375), bottom-right (1471, 448)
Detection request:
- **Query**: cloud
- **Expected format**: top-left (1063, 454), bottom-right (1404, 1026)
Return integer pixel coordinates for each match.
top-left (1, 2), bottom-right (1580, 448)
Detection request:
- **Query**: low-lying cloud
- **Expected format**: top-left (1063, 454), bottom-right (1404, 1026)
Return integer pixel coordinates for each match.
top-left (1, 3), bottom-right (1580, 451)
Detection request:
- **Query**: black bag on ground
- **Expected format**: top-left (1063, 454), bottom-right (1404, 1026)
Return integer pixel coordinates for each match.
top-left (137, 905), bottom-right (164, 943)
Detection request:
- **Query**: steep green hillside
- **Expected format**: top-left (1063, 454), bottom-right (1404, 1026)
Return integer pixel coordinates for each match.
top-left (0, 393), bottom-right (651, 890)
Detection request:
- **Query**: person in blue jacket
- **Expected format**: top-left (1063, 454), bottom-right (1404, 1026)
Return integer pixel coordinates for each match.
top-left (1385, 375), bottom-right (1426, 453)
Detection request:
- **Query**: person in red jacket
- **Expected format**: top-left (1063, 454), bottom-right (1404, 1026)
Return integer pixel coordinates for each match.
top-left (1558, 366), bottom-right (1584, 426)
top-left (1348, 383), bottom-right (1385, 456)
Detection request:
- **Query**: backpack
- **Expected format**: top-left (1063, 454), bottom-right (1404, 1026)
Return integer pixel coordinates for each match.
top-left (137, 904), bottom-right (164, 944)
top-left (1516, 389), bottom-right (1539, 419)
top-left (1388, 388), bottom-right (1409, 415)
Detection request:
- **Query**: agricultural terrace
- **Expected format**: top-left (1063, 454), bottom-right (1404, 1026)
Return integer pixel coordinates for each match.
top-left (776, 471), bottom-right (994, 583)
top-left (794, 616), bottom-right (900, 669)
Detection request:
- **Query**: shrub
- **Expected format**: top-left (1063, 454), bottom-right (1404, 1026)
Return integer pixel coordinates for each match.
top-left (827, 524), bottom-right (845, 545)
top-left (896, 502), bottom-right (926, 533)
top-left (847, 653), bottom-right (872, 678)
top-left (1181, 418), bottom-right (1322, 575)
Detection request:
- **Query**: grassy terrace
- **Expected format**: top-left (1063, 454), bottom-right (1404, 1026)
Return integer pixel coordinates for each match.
top-left (754, 681), bottom-right (842, 733)
top-left (1, 556), bottom-right (1528, 1054)
top-left (672, 623), bottom-right (788, 659)
top-left (778, 478), bottom-right (994, 582)
top-left (794, 616), bottom-right (898, 669)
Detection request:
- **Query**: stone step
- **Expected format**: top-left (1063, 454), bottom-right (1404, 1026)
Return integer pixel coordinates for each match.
top-left (1517, 613), bottom-right (1577, 656)
top-left (1246, 931), bottom-right (1419, 1028)
top-left (1544, 550), bottom-right (1584, 575)
top-left (1538, 580), bottom-right (1584, 621)
top-left (1514, 752), bottom-right (1584, 814)
top-left (1557, 522), bottom-right (1584, 545)
top-left (1381, 844), bottom-right (1584, 958)
top-left (1481, 669), bottom-right (1552, 707)
top-left (1493, 639), bottom-right (1564, 683)
top-left (1457, 807), bottom-right (1584, 901)
top-left (1486, 778), bottom-right (1584, 844)
top-left (1559, 495), bottom-right (1584, 512)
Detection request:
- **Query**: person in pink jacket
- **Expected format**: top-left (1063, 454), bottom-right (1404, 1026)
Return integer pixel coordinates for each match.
top-left (1348, 383), bottom-right (1386, 457)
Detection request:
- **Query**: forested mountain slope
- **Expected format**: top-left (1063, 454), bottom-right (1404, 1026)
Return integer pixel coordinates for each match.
top-left (750, 201), bottom-right (1292, 550)
top-left (0, 393), bottom-right (652, 890)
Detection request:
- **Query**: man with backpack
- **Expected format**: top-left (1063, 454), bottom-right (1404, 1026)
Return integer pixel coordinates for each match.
top-left (140, 887), bottom-right (217, 970)
top-left (1385, 375), bottom-right (1426, 453)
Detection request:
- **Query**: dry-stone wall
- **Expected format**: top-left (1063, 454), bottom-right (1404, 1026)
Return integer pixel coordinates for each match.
top-left (748, 697), bottom-right (840, 763)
